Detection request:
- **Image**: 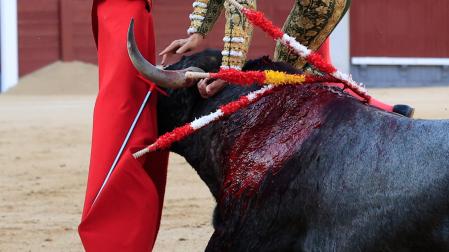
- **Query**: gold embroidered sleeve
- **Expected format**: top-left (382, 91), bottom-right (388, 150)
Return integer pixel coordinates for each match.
top-left (187, 0), bottom-right (225, 36)
top-left (221, 0), bottom-right (256, 70)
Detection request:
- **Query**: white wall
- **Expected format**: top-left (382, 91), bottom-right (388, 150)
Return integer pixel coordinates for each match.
top-left (0, 0), bottom-right (19, 93)
top-left (330, 12), bottom-right (350, 74)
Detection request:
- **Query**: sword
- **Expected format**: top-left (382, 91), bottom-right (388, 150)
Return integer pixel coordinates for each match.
top-left (92, 89), bottom-right (153, 205)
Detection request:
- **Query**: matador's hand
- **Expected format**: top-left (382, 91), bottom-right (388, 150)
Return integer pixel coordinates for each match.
top-left (197, 78), bottom-right (227, 98)
top-left (159, 33), bottom-right (204, 66)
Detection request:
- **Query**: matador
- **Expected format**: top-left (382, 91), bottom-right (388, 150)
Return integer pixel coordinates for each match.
top-left (187, 0), bottom-right (348, 70)
top-left (160, 0), bottom-right (414, 117)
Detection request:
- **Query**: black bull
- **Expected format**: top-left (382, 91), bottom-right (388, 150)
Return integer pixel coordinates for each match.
top-left (128, 33), bottom-right (449, 252)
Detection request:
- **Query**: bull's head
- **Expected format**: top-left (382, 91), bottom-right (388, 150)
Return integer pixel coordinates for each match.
top-left (127, 19), bottom-right (205, 89)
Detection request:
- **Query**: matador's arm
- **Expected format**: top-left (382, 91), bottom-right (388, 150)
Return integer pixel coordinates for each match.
top-left (187, 0), bottom-right (225, 36)
top-left (188, 0), bottom-right (256, 70)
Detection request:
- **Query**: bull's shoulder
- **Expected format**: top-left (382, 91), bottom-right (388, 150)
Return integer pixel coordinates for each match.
top-left (218, 85), bottom-right (356, 200)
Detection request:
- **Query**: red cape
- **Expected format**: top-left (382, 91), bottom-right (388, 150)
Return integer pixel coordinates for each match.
top-left (79, 0), bottom-right (169, 251)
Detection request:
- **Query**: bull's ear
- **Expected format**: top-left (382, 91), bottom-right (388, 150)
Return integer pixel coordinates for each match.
top-left (195, 56), bottom-right (218, 70)
top-left (183, 49), bottom-right (221, 72)
top-left (196, 55), bottom-right (221, 72)
top-left (207, 56), bottom-right (219, 65)
top-left (207, 56), bottom-right (222, 72)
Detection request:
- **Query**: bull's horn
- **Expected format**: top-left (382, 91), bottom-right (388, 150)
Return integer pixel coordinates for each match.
top-left (127, 19), bottom-right (204, 89)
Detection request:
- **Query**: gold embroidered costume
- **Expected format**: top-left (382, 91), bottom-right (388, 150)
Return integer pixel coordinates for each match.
top-left (188, 0), bottom-right (256, 70)
top-left (187, 0), bottom-right (350, 70)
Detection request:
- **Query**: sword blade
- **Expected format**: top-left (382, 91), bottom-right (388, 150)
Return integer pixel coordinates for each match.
top-left (92, 90), bottom-right (153, 205)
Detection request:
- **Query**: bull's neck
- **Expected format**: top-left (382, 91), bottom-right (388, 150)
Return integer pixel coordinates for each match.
top-left (161, 85), bottom-right (257, 198)
top-left (163, 84), bottom-right (351, 200)
top-left (157, 87), bottom-right (199, 135)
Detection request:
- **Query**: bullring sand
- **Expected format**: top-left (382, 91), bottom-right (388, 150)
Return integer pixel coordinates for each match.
top-left (0, 61), bottom-right (448, 251)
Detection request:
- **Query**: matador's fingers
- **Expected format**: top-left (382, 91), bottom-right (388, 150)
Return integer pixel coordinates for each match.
top-left (205, 79), bottom-right (227, 97)
top-left (197, 78), bottom-right (210, 98)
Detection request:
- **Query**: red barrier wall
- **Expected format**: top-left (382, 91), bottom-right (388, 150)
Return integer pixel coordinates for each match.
top-left (18, 0), bottom-right (294, 76)
top-left (350, 0), bottom-right (449, 58)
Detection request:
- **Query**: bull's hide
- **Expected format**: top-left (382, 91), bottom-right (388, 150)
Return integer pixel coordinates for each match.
top-left (156, 50), bottom-right (449, 252)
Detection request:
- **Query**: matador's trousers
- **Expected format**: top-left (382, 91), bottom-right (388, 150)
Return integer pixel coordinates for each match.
top-left (79, 0), bottom-right (169, 251)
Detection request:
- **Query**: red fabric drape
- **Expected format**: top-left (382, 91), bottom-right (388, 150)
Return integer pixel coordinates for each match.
top-left (79, 0), bottom-right (169, 251)
top-left (317, 38), bottom-right (331, 65)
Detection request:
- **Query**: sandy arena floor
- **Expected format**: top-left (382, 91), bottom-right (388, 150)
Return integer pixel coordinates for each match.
top-left (0, 62), bottom-right (448, 251)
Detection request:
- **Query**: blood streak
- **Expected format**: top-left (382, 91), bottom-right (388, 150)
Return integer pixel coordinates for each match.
top-left (220, 85), bottom-right (340, 205)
